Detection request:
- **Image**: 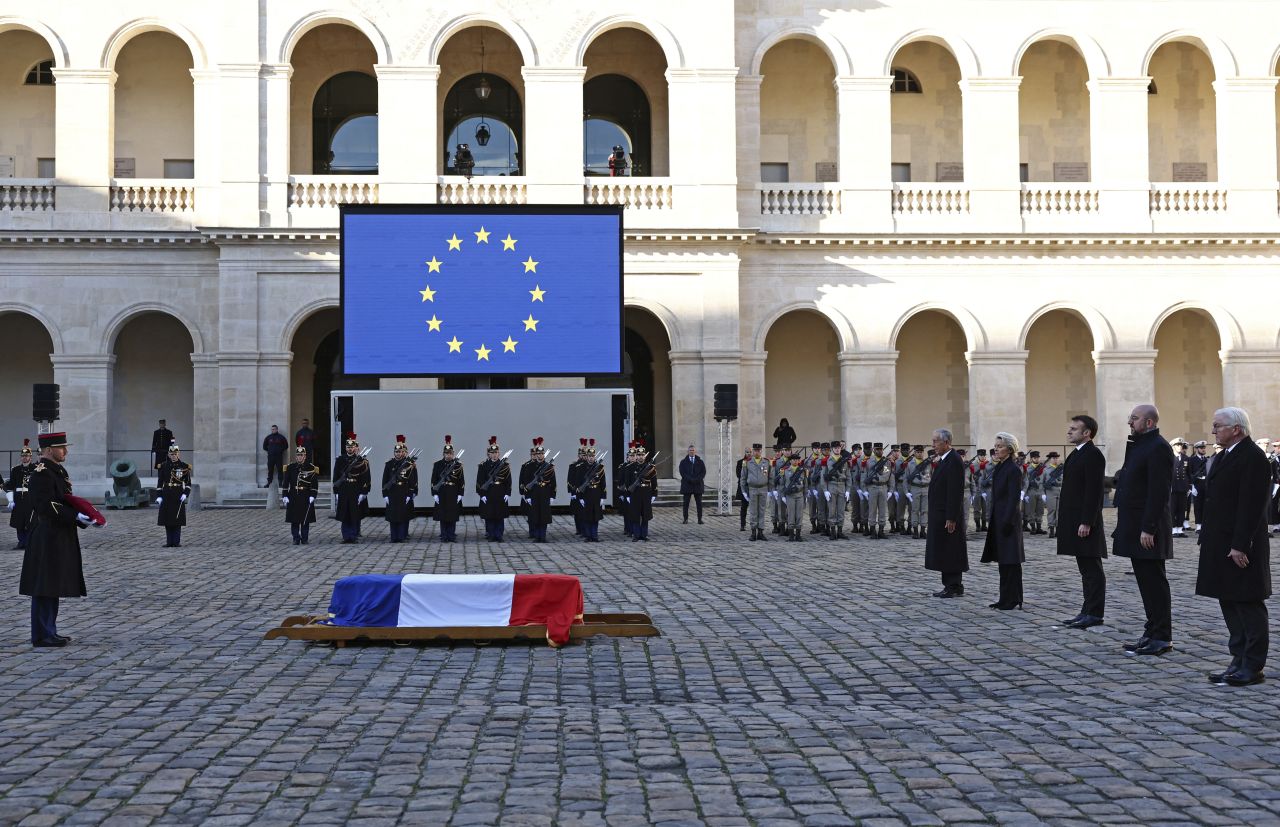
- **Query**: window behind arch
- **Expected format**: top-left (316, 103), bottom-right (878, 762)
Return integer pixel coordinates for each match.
top-left (583, 74), bottom-right (651, 176)
top-left (25, 59), bottom-right (54, 86)
top-left (443, 73), bottom-right (523, 176)
top-left (891, 68), bottom-right (922, 93)
top-left (313, 72), bottom-right (378, 174)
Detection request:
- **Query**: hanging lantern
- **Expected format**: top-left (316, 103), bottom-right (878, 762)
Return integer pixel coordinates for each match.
top-left (475, 120), bottom-right (491, 146)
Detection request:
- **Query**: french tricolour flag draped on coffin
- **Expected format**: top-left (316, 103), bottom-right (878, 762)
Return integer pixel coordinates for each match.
top-left (326, 573), bottom-right (585, 645)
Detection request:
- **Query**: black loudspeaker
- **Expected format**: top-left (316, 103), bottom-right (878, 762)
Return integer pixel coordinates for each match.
top-left (713, 383), bottom-right (738, 421)
top-left (33, 383), bottom-right (60, 423)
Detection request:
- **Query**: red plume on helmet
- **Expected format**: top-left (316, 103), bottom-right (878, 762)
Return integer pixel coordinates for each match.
top-left (488, 435), bottom-right (498, 446)
top-left (580, 437), bottom-right (587, 447)
top-left (296, 436), bottom-right (304, 446)
top-left (589, 438), bottom-right (595, 446)
top-left (445, 434), bottom-right (452, 443)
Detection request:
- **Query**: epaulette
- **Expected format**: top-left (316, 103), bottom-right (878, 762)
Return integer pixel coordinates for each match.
top-left (33, 462), bottom-right (46, 472)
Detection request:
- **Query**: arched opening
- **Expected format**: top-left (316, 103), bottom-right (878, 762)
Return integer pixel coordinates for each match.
top-left (764, 310), bottom-right (840, 447)
top-left (587, 307), bottom-right (672, 476)
top-left (1018, 40), bottom-right (1091, 182)
top-left (0, 312), bottom-right (54, 458)
top-left (889, 42), bottom-right (964, 182)
top-left (1147, 41), bottom-right (1217, 182)
top-left (438, 27), bottom-right (525, 176)
top-left (1024, 310), bottom-right (1097, 450)
top-left (113, 31), bottom-right (194, 179)
top-left (1154, 309), bottom-right (1223, 444)
top-left (583, 28), bottom-right (669, 176)
top-left (895, 311), bottom-right (970, 445)
top-left (110, 313), bottom-right (194, 471)
top-left (289, 24), bottom-right (378, 175)
top-left (0, 30), bottom-right (55, 178)
top-left (758, 39), bottom-right (837, 183)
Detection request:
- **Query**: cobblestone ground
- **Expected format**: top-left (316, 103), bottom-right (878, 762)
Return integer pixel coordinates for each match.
top-left (2, 506), bottom-right (1279, 826)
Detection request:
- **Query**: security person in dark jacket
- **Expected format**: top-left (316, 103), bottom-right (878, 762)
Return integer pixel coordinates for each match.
top-left (679, 444), bottom-right (707, 524)
top-left (734, 448), bottom-right (750, 531)
top-left (150, 418), bottom-right (173, 471)
top-left (1197, 407), bottom-right (1273, 686)
top-left (1112, 404), bottom-right (1175, 656)
top-left (155, 442), bottom-right (192, 547)
top-left (1057, 415), bottom-right (1108, 629)
top-left (332, 433), bottom-right (370, 543)
top-left (6, 439), bottom-right (36, 549)
top-left (262, 425), bottom-right (288, 487)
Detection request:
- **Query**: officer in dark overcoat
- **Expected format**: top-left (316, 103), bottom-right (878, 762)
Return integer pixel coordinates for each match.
top-left (155, 441), bottom-right (191, 547)
top-left (283, 442), bottom-right (320, 544)
top-left (382, 435), bottom-right (417, 543)
top-left (576, 440), bottom-right (607, 542)
top-left (924, 428), bottom-right (968, 597)
top-left (1057, 415), bottom-right (1108, 628)
top-left (430, 435), bottom-right (465, 542)
top-left (567, 440), bottom-right (589, 536)
top-left (332, 433), bottom-right (370, 543)
top-left (519, 438), bottom-right (555, 542)
top-left (476, 436), bottom-right (511, 541)
top-left (7, 439), bottom-right (36, 549)
top-left (627, 441), bottom-right (658, 542)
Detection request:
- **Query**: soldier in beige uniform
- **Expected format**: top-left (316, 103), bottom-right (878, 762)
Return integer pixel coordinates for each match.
top-left (906, 445), bottom-right (933, 539)
top-left (865, 442), bottom-right (892, 539)
top-left (740, 443), bottom-right (771, 541)
top-left (1042, 451), bottom-right (1064, 538)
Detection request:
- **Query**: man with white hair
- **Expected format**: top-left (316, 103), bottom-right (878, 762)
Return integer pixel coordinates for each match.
top-left (1198, 407), bottom-right (1272, 686)
top-left (925, 428), bottom-right (968, 597)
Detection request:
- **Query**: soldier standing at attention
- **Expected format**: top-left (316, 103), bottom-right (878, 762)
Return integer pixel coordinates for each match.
top-left (803, 442), bottom-right (821, 535)
top-left (847, 442), bottom-right (864, 534)
top-left (979, 451), bottom-right (996, 532)
top-left (956, 449), bottom-right (970, 532)
top-left (627, 442), bottom-right (658, 542)
top-left (574, 439), bottom-right (606, 543)
top-left (6, 440), bottom-right (36, 550)
top-left (476, 436), bottom-right (512, 542)
top-left (381, 435), bottom-right (416, 544)
top-left (1188, 439), bottom-right (1209, 532)
top-left (430, 436), bottom-right (465, 543)
top-left (894, 443), bottom-right (913, 535)
top-left (907, 446), bottom-right (932, 539)
top-left (155, 442), bottom-right (192, 548)
top-left (284, 442), bottom-right (320, 545)
top-left (332, 433), bottom-right (370, 544)
top-left (782, 454), bottom-right (807, 542)
top-left (150, 418), bottom-right (173, 471)
top-left (741, 443), bottom-right (771, 541)
top-left (769, 445), bottom-right (788, 535)
top-left (618, 446), bottom-right (638, 537)
top-left (825, 440), bottom-right (850, 540)
top-left (1170, 438), bottom-right (1192, 537)
top-left (519, 438), bottom-right (556, 543)
top-left (568, 440), bottom-right (589, 536)
top-left (1042, 452), bottom-right (1064, 538)
top-left (1022, 451), bottom-right (1047, 535)
top-left (865, 443), bottom-right (892, 539)
top-left (734, 448), bottom-right (750, 531)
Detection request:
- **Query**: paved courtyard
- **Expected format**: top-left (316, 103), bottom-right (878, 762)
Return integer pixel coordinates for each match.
top-left (1, 506), bottom-right (1279, 826)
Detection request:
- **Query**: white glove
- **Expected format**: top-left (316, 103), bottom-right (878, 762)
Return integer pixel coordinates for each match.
top-left (1272, 483), bottom-right (1279, 497)
top-left (433, 495), bottom-right (440, 504)
top-left (308, 497), bottom-right (315, 504)
top-left (481, 496), bottom-right (487, 504)
top-left (405, 496), bottom-right (411, 504)
top-left (503, 495), bottom-right (509, 503)
top-left (651, 497), bottom-right (656, 503)
top-left (358, 494), bottom-right (366, 504)
top-left (179, 494), bottom-right (187, 503)
top-left (625, 496), bottom-right (631, 503)
top-left (906, 493), bottom-right (913, 502)
top-left (76, 513), bottom-right (92, 526)
top-left (1021, 494), bottom-right (1029, 502)
top-left (1041, 494), bottom-right (1047, 503)
top-left (1190, 486), bottom-right (1198, 497)
top-left (457, 495), bottom-right (462, 503)
top-left (156, 497), bottom-right (163, 506)
top-left (824, 491), bottom-right (831, 501)
top-left (5, 499), bottom-right (13, 511)
top-left (579, 498), bottom-right (585, 507)
top-left (283, 496), bottom-right (289, 505)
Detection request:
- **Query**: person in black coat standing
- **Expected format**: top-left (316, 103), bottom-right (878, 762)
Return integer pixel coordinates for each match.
top-left (150, 419), bottom-right (173, 471)
top-left (262, 425), bottom-right (288, 487)
top-left (430, 436), bottom-right (465, 543)
top-left (476, 436), bottom-right (512, 542)
top-left (7, 439), bottom-right (36, 550)
top-left (332, 433), bottom-right (370, 544)
top-left (734, 448), bottom-right (750, 531)
top-left (679, 445), bottom-right (707, 524)
top-left (1197, 407), bottom-right (1273, 686)
top-left (925, 427), bottom-right (968, 597)
top-left (773, 419), bottom-right (797, 451)
top-left (155, 442), bottom-right (192, 547)
top-left (981, 432), bottom-right (1026, 609)
top-left (1112, 404), bottom-right (1175, 656)
top-left (1057, 414), bottom-right (1109, 628)
top-left (284, 443), bottom-right (320, 544)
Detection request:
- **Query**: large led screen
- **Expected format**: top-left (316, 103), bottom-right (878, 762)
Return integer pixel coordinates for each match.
top-left (342, 205), bottom-right (623, 376)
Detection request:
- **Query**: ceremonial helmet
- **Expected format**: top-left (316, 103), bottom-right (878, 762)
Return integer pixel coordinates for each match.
top-left (585, 438), bottom-right (597, 456)
top-left (531, 436), bottom-right (544, 456)
top-left (344, 432), bottom-right (359, 448)
top-left (20, 438), bottom-right (31, 456)
top-left (443, 434), bottom-right (454, 455)
top-left (579, 437), bottom-right (588, 456)
top-left (295, 437), bottom-right (307, 456)
top-left (634, 439), bottom-right (647, 456)
top-left (394, 434), bottom-right (407, 451)
top-left (168, 440), bottom-right (181, 455)
top-left (487, 435), bottom-right (500, 453)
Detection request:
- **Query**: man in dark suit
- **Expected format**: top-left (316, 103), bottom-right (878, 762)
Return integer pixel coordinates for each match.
top-left (925, 427), bottom-right (967, 597)
top-left (1113, 404), bottom-right (1175, 656)
top-left (679, 444), bottom-right (707, 524)
top-left (1197, 407), bottom-right (1272, 686)
top-left (150, 418), bottom-right (173, 471)
top-left (1057, 414), bottom-right (1108, 629)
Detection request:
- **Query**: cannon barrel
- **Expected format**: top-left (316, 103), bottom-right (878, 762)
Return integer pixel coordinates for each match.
top-left (110, 459), bottom-right (141, 494)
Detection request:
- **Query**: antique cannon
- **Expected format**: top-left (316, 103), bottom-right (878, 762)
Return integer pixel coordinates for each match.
top-left (104, 459), bottom-right (151, 509)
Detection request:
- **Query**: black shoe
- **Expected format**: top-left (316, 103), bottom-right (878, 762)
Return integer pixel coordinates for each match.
top-left (740, 525), bottom-right (746, 531)
top-left (992, 601), bottom-right (1023, 610)
top-left (698, 519), bottom-right (703, 525)
top-left (1131, 639), bottom-right (1172, 656)
top-left (1225, 670), bottom-right (1265, 686)
top-left (33, 638), bottom-right (66, 648)
top-left (293, 538), bottom-right (301, 545)
top-left (1123, 637), bottom-right (1150, 652)
top-left (1060, 613), bottom-right (1086, 626)
top-left (1208, 666), bottom-right (1240, 684)
top-left (683, 518), bottom-right (688, 524)
top-left (1066, 615), bottom-right (1103, 629)
top-left (933, 586), bottom-right (961, 598)
top-left (53, 634), bottom-right (70, 643)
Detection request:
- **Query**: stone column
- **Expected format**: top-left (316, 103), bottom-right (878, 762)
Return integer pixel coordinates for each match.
top-left (1087, 78), bottom-right (1151, 232)
top-left (261, 63), bottom-right (292, 227)
top-left (191, 353), bottom-right (219, 497)
top-left (1092, 349), bottom-right (1156, 473)
top-left (521, 67), bottom-right (585, 204)
top-left (839, 351), bottom-right (897, 445)
top-left (189, 69), bottom-right (223, 226)
top-left (735, 74), bottom-right (762, 222)
top-left (1215, 78), bottom-right (1280, 231)
top-left (50, 353), bottom-right (115, 488)
top-left (836, 76), bottom-right (894, 233)
top-left (376, 65), bottom-right (440, 204)
top-left (50, 69), bottom-right (115, 218)
top-left (1221, 350), bottom-right (1280, 443)
top-left (966, 350), bottom-right (1029, 450)
top-left (211, 63), bottom-right (261, 227)
top-left (738, 351), bottom-right (766, 452)
top-left (667, 68), bottom-right (739, 226)
top-left (959, 78), bottom-right (1022, 232)
top-left (216, 261), bottom-right (262, 500)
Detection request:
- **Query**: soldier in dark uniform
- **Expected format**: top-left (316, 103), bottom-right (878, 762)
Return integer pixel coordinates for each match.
top-left (155, 441), bottom-right (192, 548)
top-left (332, 432), bottom-right (370, 544)
top-left (382, 435), bottom-right (417, 543)
top-left (6, 439), bottom-right (36, 549)
top-left (476, 436), bottom-right (511, 541)
top-left (628, 441), bottom-right (658, 541)
top-left (519, 438), bottom-right (555, 542)
top-left (567, 439), bottom-right (589, 536)
top-left (430, 435), bottom-right (465, 542)
top-left (617, 446), bottom-right (637, 536)
top-left (283, 442), bottom-right (320, 544)
top-left (1170, 438), bottom-right (1192, 537)
top-left (20, 432), bottom-right (90, 647)
top-left (575, 439), bottom-right (607, 542)
top-left (150, 418), bottom-right (173, 471)
top-left (1188, 440), bottom-right (1209, 532)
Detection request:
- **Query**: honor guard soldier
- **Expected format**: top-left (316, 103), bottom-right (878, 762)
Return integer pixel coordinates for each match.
top-left (1169, 438), bottom-right (1191, 536)
top-left (851, 442), bottom-right (868, 533)
top-left (155, 441), bottom-right (192, 547)
top-left (284, 441), bottom-right (320, 544)
top-left (893, 443), bottom-right (912, 535)
top-left (803, 441), bottom-right (822, 534)
top-left (769, 445), bottom-right (789, 535)
top-left (476, 436), bottom-right (512, 541)
top-left (618, 446), bottom-right (638, 536)
top-left (978, 450), bottom-right (996, 531)
top-left (865, 443), bottom-right (891, 538)
top-left (1188, 440), bottom-right (1209, 531)
top-left (430, 435), bottom-right (465, 543)
top-left (906, 446), bottom-right (933, 539)
top-left (741, 443), bottom-right (771, 541)
top-left (824, 440), bottom-right (851, 539)
top-left (1022, 451), bottom-right (1047, 535)
top-left (1041, 452), bottom-right (1064, 537)
top-left (627, 441), bottom-right (658, 541)
top-left (150, 418), bottom-right (173, 471)
top-left (781, 453), bottom-right (807, 541)
top-left (382, 435), bottom-right (417, 543)
top-left (955, 449), bottom-right (970, 530)
top-left (332, 433), bottom-right (370, 544)
top-left (574, 440), bottom-right (607, 542)
top-left (6, 439), bottom-right (36, 549)
top-left (567, 439), bottom-right (589, 536)
top-left (884, 444), bottom-right (902, 533)
top-left (519, 438), bottom-right (556, 542)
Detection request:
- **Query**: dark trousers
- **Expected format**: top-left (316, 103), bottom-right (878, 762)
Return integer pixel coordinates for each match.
top-left (165, 527), bottom-right (182, 546)
top-left (941, 571), bottom-right (963, 588)
top-left (439, 520), bottom-right (457, 541)
top-left (739, 498), bottom-right (748, 529)
top-left (266, 456), bottom-right (284, 485)
top-left (998, 563), bottom-right (1023, 605)
top-left (1170, 492), bottom-right (1189, 526)
top-left (290, 522), bottom-right (311, 543)
top-left (584, 520), bottom-right (599, 540)
top-left (30, 595), bottom-right (58, 643)
top-left (484, 518), bottom-right (505, 541)
top-left (1076, 556), bottom-right (1106, 618)
top-left (388, 521), bottom-right (409, 542)
top-left (634, 518), bottom-right (650, 539)
top-left (1220, 599), bottom-right (1269, 673)
top-left (1192, 491), bottom-right (1205, 525)
top-left (15, 528), bottom-right (29, 549)
top-left (340, 520), bottom-right (360, 541)
top-left (682, 492), bottom-right (703, 521)
top-left (1131, 558), bottom-right (1172, 642)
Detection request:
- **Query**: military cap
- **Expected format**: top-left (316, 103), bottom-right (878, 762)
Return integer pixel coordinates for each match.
top-left (976, 448), bottom-right (987, 456)
top-left (752, 442), bottom-right (762, 450)
top-left (862, 441), bottom-right (872, 452)
top-left (872, 442), bottom-right (883, 449)
top-left (1028, 450), bottom-right (1040, 458)
top-left (913, 444), bottom-right (924, 452)
top-left (1170, 437), bottom-right (1187, 446)
top-left (39, 432), bottom-right (70, 449)
top-left (810, 441), bottom-right (820, 449)
top-left (1194, 440), bottom-right (1208, 447)
top-left (820, 442), bottom-right (831, 450)
top-left (927, 449), bottom-right (937, 457)
top-left (956, 448), bottom-right (966, 456)
top-left (1047, 451), bottom-right (1060, 458)
top-left (899, 442), bottom-right (911, 452)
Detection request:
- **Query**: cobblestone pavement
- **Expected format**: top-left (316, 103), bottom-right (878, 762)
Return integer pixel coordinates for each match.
top-left (2, 507), bottom-right (1280, 826)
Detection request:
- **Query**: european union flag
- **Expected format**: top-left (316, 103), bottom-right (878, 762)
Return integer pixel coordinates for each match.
top-left (342, 206), bottom-right (623, 376)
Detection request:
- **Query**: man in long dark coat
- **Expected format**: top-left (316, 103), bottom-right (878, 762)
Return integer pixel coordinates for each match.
top-left (382, 435), bottom-right (417, 543)
top-left (1057, 414), bottom-right (1109, 629)
top-left (284, 443), bottom-right (320, 544)
top-left (519, 439), bottom-right (555, 542)
top-left (925, 427), bottom-right (967, 597)
top-left (155, 442), bottom-right (192, 547)
top-left (476, 436), bottom-right (511, 541)
top-left (332, 433), bottom-right (370, 543)
top-left (7, 439), bottom-right (36, 549)
top-left (567, 440), bottom-right (589, 536)
top-left (628, 442), bottom-right (658, 542)
top-left (1197, 407), bottom-right (1273, 686)
top-left (150, 419), bottom-right (173, 471)
top-left (1113, 404), bottom-right (1175, 656)
top-left (430, 436), bottom-right (464, 543)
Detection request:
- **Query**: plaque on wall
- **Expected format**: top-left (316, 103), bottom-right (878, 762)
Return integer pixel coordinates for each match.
top-left (935, 162), bottom-right (964, 182)
top-left (114, 157), bottom-right (136, 179)
top-left (814, 162), bottom-right (837, 183)
top-left (1171, 162), bottom-right (1208, 182)
top-left (1053, 162), bottom-right (1089, 182)
top-left (0, 156), bottom-right (14, 178)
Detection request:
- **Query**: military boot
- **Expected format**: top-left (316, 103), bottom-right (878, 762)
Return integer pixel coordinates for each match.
top-left (1049, 526), bottom-right (1056, 538)
top-left (837, 526), bottom-right (844, 539)
top-left (794, 526), bottom-right (803, 542)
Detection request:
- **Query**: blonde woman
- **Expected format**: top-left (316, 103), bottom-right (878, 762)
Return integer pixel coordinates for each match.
top-left (981, 432), bottom-right (1026, 609)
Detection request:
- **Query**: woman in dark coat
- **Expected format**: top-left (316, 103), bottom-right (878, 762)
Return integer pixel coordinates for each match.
top-left (155, 443), bottom-right (192, 547)
top-left (772, 419), bottom-right (797, 450)
top-left (981, 432), bottom-right (1026, 609)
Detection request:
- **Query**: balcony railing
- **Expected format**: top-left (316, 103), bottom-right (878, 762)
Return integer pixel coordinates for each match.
top-left (109, 180), bottom-right (195, 213)
top-left (759, 184), bottom-right (839, 216)
top-left (891, 184), bottom-right (969, 215)
top-left (1020, 184), bottom-right (1100, 214)
top-left (288, 175), bottom-right (378, 209)
top-left (585, 177), bottom-right (674, 210)
top-left (0, 179), bottom-right (55, 211)
top-left (438, 176), bottom-right (527, 205)
top-left (1150, 184), bottom-right (1227, 213)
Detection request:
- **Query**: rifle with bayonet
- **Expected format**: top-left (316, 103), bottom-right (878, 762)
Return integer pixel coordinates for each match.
top-left (626, 451), bottom-right (661, 493)
top-left (381, 448), bottom-right (420, 496)
top-left (430, 449), bottom-right (466, 494)
top-left (479, 449), bottom-right (514, 492)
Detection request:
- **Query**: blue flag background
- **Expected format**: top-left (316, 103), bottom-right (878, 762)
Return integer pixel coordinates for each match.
top-left (342, 207), bottom-right (622, 375)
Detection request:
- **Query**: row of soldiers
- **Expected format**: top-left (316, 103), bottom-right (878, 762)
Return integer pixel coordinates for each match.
top-left (738, 440), bottom-right (1070, 541)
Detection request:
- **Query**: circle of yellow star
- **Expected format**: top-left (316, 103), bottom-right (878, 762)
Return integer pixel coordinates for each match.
top-left (419, 285), bottom-right (436, 302)
top-left (446, 234), bottom-right (462, 251)
top-left (425, 257), bottom-right (442, 272)
top-left (529, 285), bottom-right (546, 302)
top-left (475, 343), bottom-right (491, 361)
top-left (501, 336), bottom-right (518, 353)
top-left (522, 315), bottom-right (539, 332)
top-left (446, 336), bottom-right (463, 353)
top-left (522, 257), bottom-right (538, 273)
top-left (501, 235), bottom-right (517, 251)
top-left (426, 315), bottom-right (442, 332)
top-left (474, 226), bottom-right (491, 243)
